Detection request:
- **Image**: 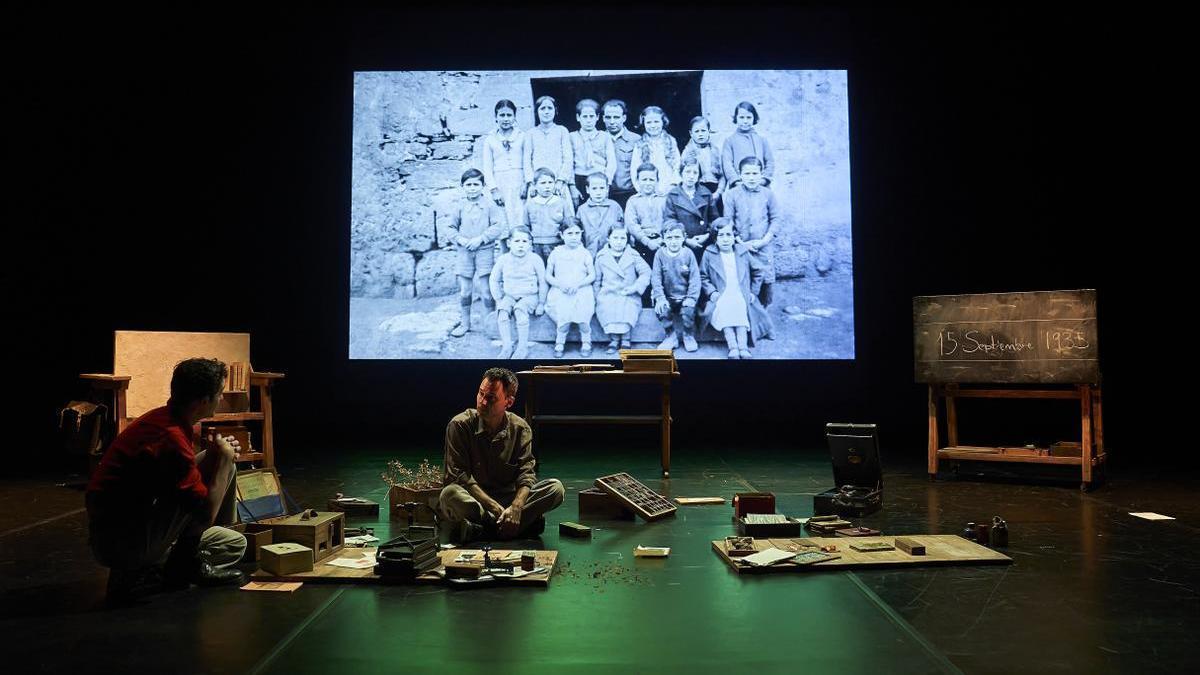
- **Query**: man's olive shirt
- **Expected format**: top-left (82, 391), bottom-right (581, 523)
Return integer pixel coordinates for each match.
top-left (443, 408), bottom-right (537, 495)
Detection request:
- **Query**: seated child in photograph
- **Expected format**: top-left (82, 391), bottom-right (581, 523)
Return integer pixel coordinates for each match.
top-left (630, 105), bottom-right (681, 195)
top-left (570, 99), bottom-right (617, 206)
top-left (699, 218), bottom-right (775, 359)
top-left (524, 167), bottom-right (575, 262)
top-left (447, 168), bottom-right (506, 338)
top-left (576, 171), bottom-right (624, 258)
top-left (680, 115), bottom-right (724, 202)
top-left (663, 159), bottom-right (718, 255)
top-left (593, 227), bottom-right (650, 354)
top-left (489, 227), bottom-right (547, 360)
top-left (722, 157), bottom-right (780, 307)
top-left (544, 221), bottom-right (597, 358)
top-left (524, 95), bottom-right (574, 203)
top-left (625, 162), bottom-right (667, 268)
top-left (651, 221), bottom-right (701, 353)
top-left (721, 101), bottom-right (774, 188)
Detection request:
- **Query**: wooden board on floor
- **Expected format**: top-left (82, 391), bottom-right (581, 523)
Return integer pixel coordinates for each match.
top-left (251, 548), bottom-right (558, 587)
top-left (114, 330), bottom-right (251, 418)
top-left (711, 535), bottom-right (1010, 573)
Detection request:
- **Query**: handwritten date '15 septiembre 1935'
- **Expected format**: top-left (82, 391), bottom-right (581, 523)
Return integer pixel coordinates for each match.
top-left (937, 329), bottom-right (1090, 357)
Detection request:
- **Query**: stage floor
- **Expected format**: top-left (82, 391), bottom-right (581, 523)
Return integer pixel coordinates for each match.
top-left (2, 444), bottom-right (1197, 673)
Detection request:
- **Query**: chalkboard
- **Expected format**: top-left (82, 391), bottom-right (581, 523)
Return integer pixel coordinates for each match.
top-left (913, 290), bottom-right (1099, 384)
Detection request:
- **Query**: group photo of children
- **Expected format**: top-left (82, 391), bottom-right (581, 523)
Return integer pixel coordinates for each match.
top-left (350, 70), bottom-right (854, 360)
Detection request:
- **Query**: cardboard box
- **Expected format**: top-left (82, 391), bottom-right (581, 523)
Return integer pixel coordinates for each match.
top-left (260, 543), bottom-right (314, 576)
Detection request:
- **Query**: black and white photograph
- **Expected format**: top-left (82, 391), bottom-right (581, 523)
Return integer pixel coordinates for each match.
top-left (350, 70), bottom-right (853, 360)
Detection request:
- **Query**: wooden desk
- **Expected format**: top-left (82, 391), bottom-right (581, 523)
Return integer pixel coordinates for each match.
top-left (928, 383), bottom-right (1105, 490)
top-left (517, 370), bottom-right (680, 478)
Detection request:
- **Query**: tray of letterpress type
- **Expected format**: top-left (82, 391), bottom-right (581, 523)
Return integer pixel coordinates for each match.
top-left (734, 513), bottom-right (804, 537)
top-left (594, 472), bottom-right (677, 521)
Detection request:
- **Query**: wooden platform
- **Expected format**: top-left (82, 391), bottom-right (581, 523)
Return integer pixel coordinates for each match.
top-left (251, 548), bottom-right (558, 587)
top-left (712, 535), bottom-right (1011, 573)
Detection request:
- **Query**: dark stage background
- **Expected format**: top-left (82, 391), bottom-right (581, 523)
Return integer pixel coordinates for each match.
top-left (15, 4), bottom-right (1173, 475)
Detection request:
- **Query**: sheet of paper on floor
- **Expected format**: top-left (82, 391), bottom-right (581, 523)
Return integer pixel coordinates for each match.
top-left (1129, 512), bottom-right (1175, 521)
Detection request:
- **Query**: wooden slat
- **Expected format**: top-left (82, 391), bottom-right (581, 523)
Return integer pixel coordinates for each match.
top-left (712, 535), bottom-right (1010, 573)
top-left (79, 373), bottom-right (131, 382)
top-left (532, 415), bottom-right (662, 425)
top-left (946, 388), bottom-right (1081, 400)
top-left (938, 448), bottom-right (1082, 465)
top-left (517, 370), bottom-right (678, 384)
top-left (201, 412), bottom-right (266, 422)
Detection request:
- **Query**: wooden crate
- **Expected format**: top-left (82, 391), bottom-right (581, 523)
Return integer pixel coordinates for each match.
top-left (388, 485), bottom-right (441, 524)
top-left (269, 512), bottom-right (345, 562)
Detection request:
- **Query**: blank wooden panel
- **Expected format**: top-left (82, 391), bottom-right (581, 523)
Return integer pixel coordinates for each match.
top-left (114, 331), bottom-right (250, 418)
top-left (913, 290), bottom-right (1099, 384)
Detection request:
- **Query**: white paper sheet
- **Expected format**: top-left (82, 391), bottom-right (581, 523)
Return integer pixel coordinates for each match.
top-left (742, 547), bottom-right (796, 567)
top-left (1129, 512), bottom-right (1175, 521)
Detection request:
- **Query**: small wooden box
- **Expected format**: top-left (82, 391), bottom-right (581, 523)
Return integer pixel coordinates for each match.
top-left (895, 537), bottom-right (926, 556)
top-left (269, 512), bottom-right (345, 562)
top-left (232, 523), bottom-right (274, 562)
top-left (732, 492), bottom-right (775, 518)
top-left (578, 488), bottom-right (635, 520)
top-left (260, 543), bottom-right (313, 576)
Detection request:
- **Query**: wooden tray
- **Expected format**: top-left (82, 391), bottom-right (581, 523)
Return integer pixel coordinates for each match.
top-left (711, 535), bottom-right (1010, 573)
top-left (251, 548), bottom-right (558, 587)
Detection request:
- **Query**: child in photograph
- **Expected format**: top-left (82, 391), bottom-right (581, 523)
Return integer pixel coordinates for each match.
top-left (662, 159), bottom-right (718, 254)
top-left (602, 99), bottom-right (642, 208)
top-left (489, 227), bottom-right (547, 360)
top-left (721, 157), bottom-right (780, 307)
top-left (523, 167), bottom-right (574, 262)
top-left (446, 168), bottom-right (506, 338)
top-left (576, 171), bottom-right (624, 257)
top-left (630, 105), bottom-right (680, 195)
top-left (680, 116), bottom-right (724, 201)
top-left (699, 218), bottom-right (774, 359)
top-left (593, 227), bottom-right (650, 354)
top-left (721, 101), bottom-right (775, 188)
top-left (651, 221), bottom-right (701, 353)
top-left (544, 221), bottom-right (597, 357)
top-left (625, 162), bottom-right (667, 267)
top-left (569, 99), bottom-right (617, 206)
top-left (524, 96), bottom-right (574, 203)
top-left (480, 99), bottom-right (526, 249)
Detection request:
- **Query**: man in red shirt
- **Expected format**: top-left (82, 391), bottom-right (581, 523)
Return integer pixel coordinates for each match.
top-left (87, 358), bottom-right (247, 604)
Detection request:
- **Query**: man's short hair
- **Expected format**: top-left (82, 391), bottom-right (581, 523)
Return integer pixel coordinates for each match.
top-left (170, 358), bottom-right (227, 405)
top-left (483, 367), bottom-right (518, 398)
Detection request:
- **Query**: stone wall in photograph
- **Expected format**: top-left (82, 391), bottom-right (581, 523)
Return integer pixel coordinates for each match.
top-left (351, 70), bottom-right (853, 299)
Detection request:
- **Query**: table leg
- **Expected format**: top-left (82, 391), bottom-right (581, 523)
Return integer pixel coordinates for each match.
top-left (661, 381), bottom-right (671, 478)
top-left (1080, 384), bottom-right (1093, 489)
top-left (927, 386), bottom-right (939, 479)
top-left (115, 385), bottom-right (128, 434)
top-left (262, 383), bottom-right (275, 468)
top-left (946, 386), bottom-right (958, 448)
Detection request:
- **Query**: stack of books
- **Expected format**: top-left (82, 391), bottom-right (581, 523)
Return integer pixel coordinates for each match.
top-left (618, 349), bottom-right (676, 373)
